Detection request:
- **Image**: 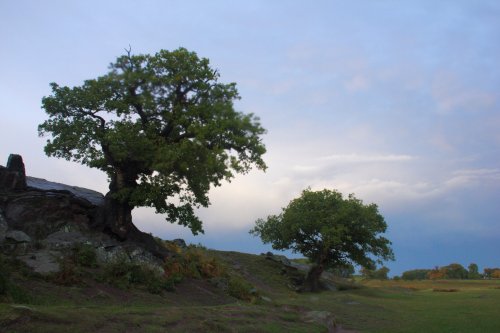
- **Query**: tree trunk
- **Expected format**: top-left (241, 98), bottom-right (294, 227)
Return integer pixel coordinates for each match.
top-left (104, 193), bottom-right (135, 240)
top-left (102, 168), bottom-right (171, 259)
top-left (103, 169), bottom-right (137, 239)
top-left (303, 264), bottom-right (324, 292)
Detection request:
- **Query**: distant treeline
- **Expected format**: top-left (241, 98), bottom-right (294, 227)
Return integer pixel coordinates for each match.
top-left (399, 263), bottom-right (500, 280)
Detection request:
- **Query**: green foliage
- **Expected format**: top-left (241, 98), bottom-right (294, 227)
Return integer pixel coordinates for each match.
top-left (0, 254), bottom-right (33, 303)
top-left (250, 188), bottom-right (394, 271)
top-left (71, 243), bottom-right (97, 268)
top-left (402, 269), bottom-right (431, 280)
top-left (39, 47), bottom-right (267, 234)
top-left (440, 263), bottom-right (468, 279)
top-left (99, 256), bottom-right (173, 293)
top-left (227, 275), bottom-right (257, 301)
top-left (163, 245), bottom-right (225, 281)
top-left (483, 268), bottom-right (500, 279)
top-left (51, 244), bottom-right (97, 285)
top-left (468, 263), bottom-right (481, 279)
top-left (329, 263), bottom-right (355, 278)
top-left (404, 263), bottom-right (476, 280)
top-left (361, 266), bottom-right (390, 280)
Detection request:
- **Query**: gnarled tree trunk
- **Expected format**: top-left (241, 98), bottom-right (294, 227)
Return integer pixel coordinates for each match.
top-left (102, 168), bottom-right (170, 259)
top-left (104, 194), bottom-right (134, 240)
top-left (303, 264), bottom-right (324, 292)
top-left (103, 169), bottom-right (137, 239)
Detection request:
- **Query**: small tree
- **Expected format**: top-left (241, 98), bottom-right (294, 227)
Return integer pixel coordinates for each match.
top-left (330, 263), bottom-right (355, 278)
top-left (361, 266), bottom-right (390, 280)
top-left (250, 189), bottom-right (394, 291)
top-left (442, 263), bottom-right (468, 279)
top-left (39, 48), bottom-right (266, 250)
top-left (468, 263), bottom-right (481, 279)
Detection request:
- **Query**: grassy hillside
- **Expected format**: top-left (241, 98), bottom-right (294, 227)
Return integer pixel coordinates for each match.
top-left (1, 248), bottom-right (500, 332)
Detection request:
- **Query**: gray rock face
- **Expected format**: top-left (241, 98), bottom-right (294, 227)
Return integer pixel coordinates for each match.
top-left (26, 176), bottom-right (104, 206)
top-left (172, 238), bottom-right (187, 249)
top-left (2, 190), bottom-right (103, 239)
top-left (264, 252), bottom-right (292, 266)
top-left (0, 209), bottom-right (8, 244)
top-left (5, 230), bottom-right (31, 243)
top-left (0, 154), bottom-right (27, 191)
top-left (7, 154), bottom-right (26, 177)
top-left (18, 250), bottom-right (60, 274)
top-left (0, 154), bottom-right (170, 275)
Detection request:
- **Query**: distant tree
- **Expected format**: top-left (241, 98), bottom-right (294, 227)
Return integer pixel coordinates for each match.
top-left (360, 267), bottom-right (375, 279)
top-left (401, 269), bottom-right (431, 280)
top-left (441, 263), bottom-right (468, 279)
top-left (373, 266), bottom-right (390, 280)
top-left (329, 263), bottom-right (355, 278)
top-left (361, 266), bottom-right (390, 280)
top-left (39, 48), bottom-right (266, 249)
top-left (426, 263), bottom-right (468, 280)
top-left (468, 263), bottom-right (481, 279)
top-left (250, 188), bottom-right (394, 291)
top-left (427, 266), bottom-right (446, 280)
top-left (484, 268), bottom-right (500, 279)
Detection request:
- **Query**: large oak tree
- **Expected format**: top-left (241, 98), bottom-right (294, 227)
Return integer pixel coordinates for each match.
top-left (39, 48), bottom-right (266, 245)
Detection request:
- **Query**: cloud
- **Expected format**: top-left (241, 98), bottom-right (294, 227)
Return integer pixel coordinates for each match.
top-left (444, 168), bottom-right (500, 188)
top-left (432, 72), bottom-right (497, 114)
top-left (344, 74), bottom-right (370, 92)
top-left (319, 153), bottom-right (415, 163)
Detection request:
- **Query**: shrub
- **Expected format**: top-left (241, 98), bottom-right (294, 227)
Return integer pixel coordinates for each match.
top-left (0, 254), bottom-right (32, 303)
top-left (163, 246), bottom-right (225, 280)
top-left (52, 258), bottom-right (83, 285)
top-left (99, 256), bottom-right (173, 293)
top-left (71, 243), bottom-right (97, 267)
top-left (228, 275), bottom-right (256, 301)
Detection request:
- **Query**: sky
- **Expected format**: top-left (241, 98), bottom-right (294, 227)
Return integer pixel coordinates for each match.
top-left (1, 0), bottom-right (499, 276)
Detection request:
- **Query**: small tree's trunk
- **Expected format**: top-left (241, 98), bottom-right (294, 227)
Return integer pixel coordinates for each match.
top-left (304, 264), bottom-right (325, 292)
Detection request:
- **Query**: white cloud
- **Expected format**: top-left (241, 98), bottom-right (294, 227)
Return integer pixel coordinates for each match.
top-left (432, 72), bottom-right (497, 114)
top-left (319, 153), bottom-right (415, 163)
top-left (344, 74), bottom-right (370, 92)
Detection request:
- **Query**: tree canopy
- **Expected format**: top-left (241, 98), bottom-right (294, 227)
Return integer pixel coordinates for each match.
top-left (250, 188), bottom-right (394, 291)
top-left (39, 47), bottom-right (266, 240)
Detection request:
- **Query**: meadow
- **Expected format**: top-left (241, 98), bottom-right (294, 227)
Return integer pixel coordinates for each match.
top-left (1, 249), bottom-right (499, 332)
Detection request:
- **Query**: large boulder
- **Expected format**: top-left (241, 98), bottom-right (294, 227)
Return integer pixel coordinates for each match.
top-left (2, 189), bottom-right (104, 240)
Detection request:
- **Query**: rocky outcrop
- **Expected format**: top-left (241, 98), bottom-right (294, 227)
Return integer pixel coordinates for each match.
top-left (0, 154), bottom-right (170, 274)
top-left (0, 154), bottom-right (27, 191)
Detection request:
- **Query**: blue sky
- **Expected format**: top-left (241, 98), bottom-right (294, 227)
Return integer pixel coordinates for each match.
top-left (1, 1), bottom-right (499, 276)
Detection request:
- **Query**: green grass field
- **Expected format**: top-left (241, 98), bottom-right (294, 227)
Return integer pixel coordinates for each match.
top-left (1, 250), bottom-right (499, 332)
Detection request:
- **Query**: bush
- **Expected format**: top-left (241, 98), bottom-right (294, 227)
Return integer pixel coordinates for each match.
top-left (228, 275), bottom-right (257, 301)
top-left (52, 258), bottom-right (83, 285)
top-left (0, 254), bottom-right (32, 303)
top-left (71, 243), bottom-right (97, 267)
top-left (99, 256), bottom-right (172, 293)
top-left (163, 246), bottom-right (225, 280)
